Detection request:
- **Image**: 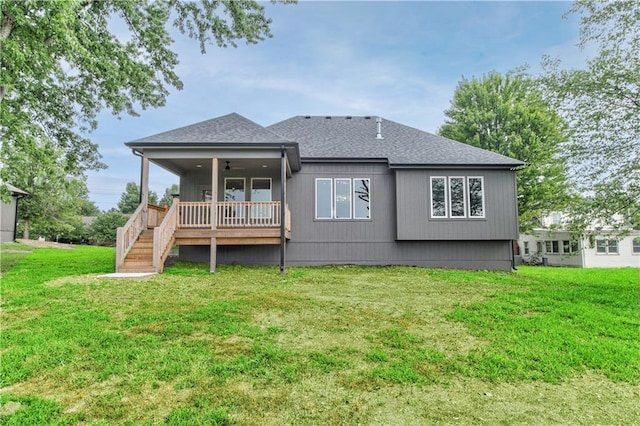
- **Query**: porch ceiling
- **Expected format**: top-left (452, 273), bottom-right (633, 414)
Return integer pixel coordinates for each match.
top-left (151, 157), bottom-right (286, 177)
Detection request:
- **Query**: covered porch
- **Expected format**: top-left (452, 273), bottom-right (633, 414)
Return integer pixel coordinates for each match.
top-left (115, 113), bottom-right (301, 274)
top-left (116, 151), bottom-right (296, 274)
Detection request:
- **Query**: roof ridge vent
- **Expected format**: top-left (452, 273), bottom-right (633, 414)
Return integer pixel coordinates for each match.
top-left (376, 116), bottom-right (384, 139)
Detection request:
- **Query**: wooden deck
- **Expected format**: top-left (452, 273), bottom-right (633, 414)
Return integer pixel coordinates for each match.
top-left (174, 227), bottom-right (290, 246)
top-left (116, 200), bottom-right (291, 273)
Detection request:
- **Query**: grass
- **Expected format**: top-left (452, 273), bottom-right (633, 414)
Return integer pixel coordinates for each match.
top-left (1, 246), bottom-right (639, 425)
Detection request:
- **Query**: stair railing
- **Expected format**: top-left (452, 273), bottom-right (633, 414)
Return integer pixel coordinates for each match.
top-left (153, 197), bottom-right (180, 273)
top-left (116, 202), bottom-right (146, 272)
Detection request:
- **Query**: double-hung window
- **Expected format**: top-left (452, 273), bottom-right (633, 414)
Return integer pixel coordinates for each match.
top-left (430, 176), bottom-right (485, 219)
top-left (562, 240), bottom-right (579, 254)
top-left (596, 239), bottom-right (618, 254)
top-left (316, 178), bottom-right (371, 220)
top-left (633, 238), bottom-right (640, 254)
top-left (545, 240), bottom-right (560, 254)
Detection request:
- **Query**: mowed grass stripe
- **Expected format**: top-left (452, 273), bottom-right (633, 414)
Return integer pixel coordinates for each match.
top-left (1, 246), bottom-right (638, 425)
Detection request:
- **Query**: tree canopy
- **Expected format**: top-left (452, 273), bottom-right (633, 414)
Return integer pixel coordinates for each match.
top-left (1, 0), bottom-right (287, 234)
top-left (159, 184), bottom-right (180, 207)
top-left (439, 71), bottom-right (571, 232)
top-left (540, 0), bottom-right (639, 231)
top-left (118, 182), bottom-right (158, 214)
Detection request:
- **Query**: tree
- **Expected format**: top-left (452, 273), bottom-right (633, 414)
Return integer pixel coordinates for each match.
top-left (117, 182), bottom-right (158, 214)
top-left (1, 136), bottom-right (96, 240)
top-left (439, 71), bottom-right (571, 232)
top-left (1, 0), bottom-right (289, 200)
top-left (90, 210), bottom-right (128, 245)
top-left (159, 184), bottom-right (180, 207)
top-left (540, 0), bottom-right (640, 231)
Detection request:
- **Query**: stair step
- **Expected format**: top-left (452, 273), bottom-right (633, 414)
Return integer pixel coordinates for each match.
top-left (118, 267), bottom-right (156, 273)
top-left (127, 254), bottom-right (153, 260)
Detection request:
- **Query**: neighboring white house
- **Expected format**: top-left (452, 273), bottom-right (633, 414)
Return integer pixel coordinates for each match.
top-left (518, 212), bottom-right (640, 268)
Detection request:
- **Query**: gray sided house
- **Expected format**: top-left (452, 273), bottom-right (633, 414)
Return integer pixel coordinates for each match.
top-left (1, 183), bottom-right (28, 243)
top-left (116, 113), bottom-right (522, 273)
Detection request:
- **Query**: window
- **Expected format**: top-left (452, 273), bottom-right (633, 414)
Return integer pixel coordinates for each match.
top-left (335, 179), bottom-right (352, 219)
top-left (449, 177), bottom-right (466, 217)
top-left (251, 178), bottom-right (271, 219)
top-left (353, 179), bottom-right (371, 219)
top-left (315, 178), bottom-right (371, 220)
top-left (562, 240), bottom-right (579, 254)
top-left (430, 176), bottom-right (485, 218)
top-left (545, 240), bottom-right (560, 254)
top-left (633, 238), bottom-right (640, 254)
top-left (468, 177), bottom-right (485, 217)
top-left (316, 178), bottom-right (332, 219)
top-left (596, 239), bottom-right (618, 255)
top-left (523, 241), bottom-right (530, 255)
top-left (430, 177), bottom-right (447, 218)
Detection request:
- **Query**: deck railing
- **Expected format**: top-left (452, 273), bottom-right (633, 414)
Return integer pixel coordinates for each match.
top-left (178, 201), bottom-right (288, 229)
top-left (115, 202), bottom-right (145, 271)
top-left (153, 198), bottom-right (180, 272)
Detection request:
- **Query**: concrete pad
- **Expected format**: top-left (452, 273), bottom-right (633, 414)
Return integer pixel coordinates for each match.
top-left (99, 272), bottom-right (156, 279)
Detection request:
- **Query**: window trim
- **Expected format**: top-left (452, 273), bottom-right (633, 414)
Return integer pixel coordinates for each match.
top-left (448, 176), bottom-right (466, 218)
top-left (224, 177), bottom-right (246, 202)
top-left (353, 178), bottom-right (371, 220)
top-left (467, 176), bottom-right (485, 218)
top-left (315, 177), bottom-right (372, 221)
top-left (633, 238), bottom-right (640, 255)
top-left (595, 239), bottom-right (619, 255)
top-left (545, 240), bottom-right (560, 254)
top-left (430, 176), bottom-right (448, 218)
top-left (315, 178), bottom-right (333, 220)
top-left (430, 175), bottom-right (485, 219)
top-left (334, 178), bottom-right (352, 219)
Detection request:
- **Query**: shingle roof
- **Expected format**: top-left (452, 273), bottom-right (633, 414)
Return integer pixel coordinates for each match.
top-left (127, 113), bottom-right (293, 145)
top-left (267, 116), bottom-right (523, 167)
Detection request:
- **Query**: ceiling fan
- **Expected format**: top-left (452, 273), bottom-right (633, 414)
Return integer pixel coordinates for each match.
top-left (224, 161), bottom-right (245, 170)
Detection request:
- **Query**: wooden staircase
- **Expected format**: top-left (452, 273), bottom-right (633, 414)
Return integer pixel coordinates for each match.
top-left (119, 230), bottom-right (155, 273)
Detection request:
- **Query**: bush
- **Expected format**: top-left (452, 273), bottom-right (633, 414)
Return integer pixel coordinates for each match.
top-left (90, 210), bottom-right (128, 245)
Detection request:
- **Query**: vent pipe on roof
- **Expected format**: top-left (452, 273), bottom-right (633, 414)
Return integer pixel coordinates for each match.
top-left (376, 117), bottom-right (383, 139)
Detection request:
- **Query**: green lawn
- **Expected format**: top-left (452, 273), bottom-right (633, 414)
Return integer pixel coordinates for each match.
top-left (1, 244), bottom-right (639, 425)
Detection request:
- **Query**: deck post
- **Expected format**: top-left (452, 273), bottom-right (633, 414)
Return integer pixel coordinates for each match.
top-left (210, 157), bottom-right (218, 272)
top-left (280, 146), bottom-right (287, 274)
top-left (141, 156), bottom-right (150, 229)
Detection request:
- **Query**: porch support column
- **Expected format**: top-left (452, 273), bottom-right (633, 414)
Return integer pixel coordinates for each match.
top-left (279, 146), bottom-right (287, 274)
top-left (210, 157), bottom-right (218, 273)
top-left (141, 155), bottom-right (150, 228)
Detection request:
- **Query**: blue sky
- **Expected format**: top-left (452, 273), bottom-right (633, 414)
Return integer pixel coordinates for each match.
top-left (86, 1), bottom-right (586, 211)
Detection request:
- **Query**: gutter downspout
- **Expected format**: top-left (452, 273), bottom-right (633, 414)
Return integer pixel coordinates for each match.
top-left (280, 145), bottom-right (286, 274)
top-left (13, 192), bottom-right (26, 241)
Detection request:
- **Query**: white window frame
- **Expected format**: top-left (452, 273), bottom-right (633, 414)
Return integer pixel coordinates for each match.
top-left (315, 178), bottom-right (333, 220)
top-left (596, 239), bottom-right (619, 255)
top-left (545, 240), bottom-right (560, 254)
top-left (353, 178), bottom-right (371, 220)
top-left (334, 178), bottom-right (352, 219)
top-left (250, 178), bottom-right (272, 219)
top-left (448, 176), bottom-right (467, 218)
top-left (467, 176), bottom-right (485, 218)
top-left (430, 176), bottom-right (486, 219)
top-left (523, 241), bottom-right (530, 255)
top-left (633, 238), bottom-right (640, 255)
top-left (315, 178), bottom-right (372, 220)
top-left (562, 240), bottom-right (579, 254)
top-left (430, 176), bottom-right (448, 218)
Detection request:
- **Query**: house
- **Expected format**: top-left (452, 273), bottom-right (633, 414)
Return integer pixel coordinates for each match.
top-left (518, 212), bottom-right (640, 268)
top-left (116, 113), bottom-right (523, 273)
top-left (1, 183), bottom-right (28, 243)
